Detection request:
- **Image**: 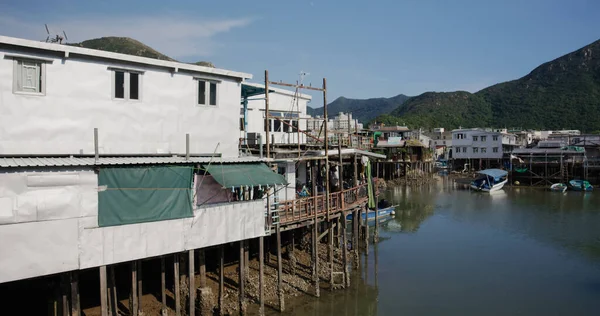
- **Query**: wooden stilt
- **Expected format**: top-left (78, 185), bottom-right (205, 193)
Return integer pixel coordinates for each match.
top-left (70, 271), bottom-right (81, 316)
top-left (100, 266), bottom-right (109, 316)
top-left (244, 240), bottom-right (250, 276)
top-left (239, 241), bottom-right (246, 315)
top-left (259, 236), bottom-right (265, 316)
top-left (353, 209), bottom-right (359, 270)
top-left (189, 250), bottom-right (195, 316)
top-left (199, 249), bottom-right (206, 288)
top-left (328, 220), bottom-right (334, 290)
top-left (219, 246), bottom-right (225, 316)
top-left (61, 274), bottom-right (68, 316)
top-left (276, 224), bottom-right (285, 311)
top-left (137, 260), bottom-right (143, 315)
top-left (342, 212), bottom-right (350, 288)
top-left (161, 257), bottom-right (167, 316)
top-left (110, 266), bottom-right (118, 316)
top-left (174, 254), bottom-right (181, 316)
top-left (312, 162), bottom-right (320, 298)
top-left (131, 262), bottom-right (138, 316)
top-left (364, 205), bottom-right (369, 253)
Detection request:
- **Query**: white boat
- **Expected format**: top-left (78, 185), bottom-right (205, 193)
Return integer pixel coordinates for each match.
top-left (470, 169), bottom-right (508, 193)
top-left (550, 183), bottom-right (568, 193)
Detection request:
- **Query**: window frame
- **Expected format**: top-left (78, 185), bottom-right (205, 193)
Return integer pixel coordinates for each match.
top-left (473, 136), bottom-right (478, 141)
top-left (473, 147), bottom-right (479, 153)
top-left (481, 147), bottom-right (487, 153)
top-left (195, 78), bottom-right (220, 107)
top-left (12, 58), bottom-right (47, 96)
top-left (110, 67), bottom-right (143, 101)
top-left (493, 147), bottom-right (499, 153)
top-left (481, 136), bottom-right (487, 142)
top-left (493, 135), bottom-right (499, 141)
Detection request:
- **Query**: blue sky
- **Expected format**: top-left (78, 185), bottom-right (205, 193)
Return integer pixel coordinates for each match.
top-left (1, 0), bottom-right (599, 107)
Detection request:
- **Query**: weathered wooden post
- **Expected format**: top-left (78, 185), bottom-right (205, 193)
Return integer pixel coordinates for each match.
top-left (70, 271), bottom-right (80, 316)
top-left (131, 262), bottom-right (138, 316)
top-left (100, 266), bottom-right (108, 316)
top-left (239, 241), bottom-right (246, 315)
top-left (189, 250), bottom-right (195, 316)
top-left (174, 254), bottom-right (181, 316)
top-left (277, 224), bottom-right (285, 311)
top-left (342, 212), bottom-right (350, 287)
top-left (219, 246), bottom-right (224, 316)
top-left (259, 237), bottom-right (265, 316)
top-left (161, 257), bottom-right (167, 316)
top-left (311, 161), bottom-right (320, 297)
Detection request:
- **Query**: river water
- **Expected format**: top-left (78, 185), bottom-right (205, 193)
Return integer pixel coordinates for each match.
top-left (278, 176), bottom-right (600, 316)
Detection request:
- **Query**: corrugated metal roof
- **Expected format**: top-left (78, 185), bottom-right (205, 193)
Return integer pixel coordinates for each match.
top-left (0, 156), bottom-right (267, 168)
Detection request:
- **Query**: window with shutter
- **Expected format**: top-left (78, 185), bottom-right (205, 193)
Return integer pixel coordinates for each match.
top-left (14, 59), bottom-right (45, 95)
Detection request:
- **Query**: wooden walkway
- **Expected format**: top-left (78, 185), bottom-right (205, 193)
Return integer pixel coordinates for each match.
top-left (277, 184), bottom-right (369, 225)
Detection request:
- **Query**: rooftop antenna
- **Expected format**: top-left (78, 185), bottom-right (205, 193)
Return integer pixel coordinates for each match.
top-left (299, 71), bottom-right (309, 85)
top-left (43, 24), bottom-right (67, 44)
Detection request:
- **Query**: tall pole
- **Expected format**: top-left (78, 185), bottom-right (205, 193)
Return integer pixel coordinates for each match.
top-left (323, 78), bottom-right (330, 220)
top-left (348, 113), bottom-right (352, 147)
top-left (265, 70), bottom-right (270, 159)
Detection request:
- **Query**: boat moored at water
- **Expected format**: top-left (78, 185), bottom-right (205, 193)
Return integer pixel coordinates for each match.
top-left (568, 180), bottom-right (593, 191)
top-left (346, 205), bottom-right (397, 221)
top-left (470, 169), bottom-right (509, 192)
top-left (550, 183), bottom-right (568, 193)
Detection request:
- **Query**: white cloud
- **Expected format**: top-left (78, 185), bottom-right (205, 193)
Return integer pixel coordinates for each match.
top-left (0, 14), bottom-right (253, 59)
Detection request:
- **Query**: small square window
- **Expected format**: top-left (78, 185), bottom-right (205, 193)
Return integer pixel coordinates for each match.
top-left (481, 147), bottom-right (487, 153)
top-left (473, 147), bottom-right (479, 153)
top-left (473, 136), bottom-right (478, 141)
top-left (112, 70), bottom-right (141, 100)
top-left (493, 136), bottom-right (499, 141)
top-left (493, 147), bottom-right (499, 153)
top-left (14, 59), bottom-right (45, 95)
top-left (197, 79), bottom-right (218, 106)
top-left (481, 136), bottom-right (487, 142)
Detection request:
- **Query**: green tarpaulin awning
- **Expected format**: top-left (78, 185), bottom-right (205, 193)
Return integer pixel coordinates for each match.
top-left (202, 163), bottom-right (287, 188)
top-left (98, 166), bottom-right (194, 227)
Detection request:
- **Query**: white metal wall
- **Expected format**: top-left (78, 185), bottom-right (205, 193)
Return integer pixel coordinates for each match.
top-left (245, 92), bottom-right (309, 145)
top-left (0, 170), bottom-right (266, 283)
top-left (0, 49), bottom-right (242, 157)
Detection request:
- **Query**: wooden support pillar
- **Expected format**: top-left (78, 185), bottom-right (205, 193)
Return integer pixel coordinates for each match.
top-left (328, 220), bottom-right (334, 290)
top-left (131, 262), bottom-right (138, 316)
top-left (174, 254), bottom-right (181, 316)
top-left (61, 274), bottom-right (68, 316)
top-left (276, 225), bottom-right (285, 312)
top-left (109, 267), bottom-right (118, 316)
top-left (342, 212), bottom-right (350, 288)
top-left (244, 240), bottom-right (250, 276)
top-left (137, 261), bottom-right (143, 316)
top-left (374, 195), bottom-right (379, 243)
top-left (219, 246), bottom-right (225, 316)
top-left (239, 241), bottom-right (246, 315)
top-left (259, 236), bottom-right (265, 316)
top-left (189, 250), bottom-right (195, 316)
top-left (364, 205), bottom-right (369, 253)
top-left (70, 271), bottom-right (81, 316)
top-left (199, 249), bottom-right (207, 288)
top-left (353, 208), bottom-right (359, 270)
top-left (100, 266), bottom-right (108, 316)
top-left (353, 154), bottom-right (358, 186)
top-left (161, 257), bottom-right (167, 316)
top-left (311, 161), bottom-right (320, 298)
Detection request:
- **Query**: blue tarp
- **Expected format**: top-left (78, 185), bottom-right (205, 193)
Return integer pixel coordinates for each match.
top-left (477, 169), bottom-right (508, 178)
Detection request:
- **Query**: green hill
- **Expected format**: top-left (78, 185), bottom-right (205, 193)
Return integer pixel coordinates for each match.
top-left (388, 91), bottom-right (492, 128)
top-left (68, 37), bottom-right (215, 67)
top-left (308, 94), bottom-right (410, 123)
top-left (375, 38), bottom-right (600, 131)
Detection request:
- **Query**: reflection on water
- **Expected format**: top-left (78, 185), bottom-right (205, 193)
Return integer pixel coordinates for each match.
top-left (278, 177), bottom-right (600, 316)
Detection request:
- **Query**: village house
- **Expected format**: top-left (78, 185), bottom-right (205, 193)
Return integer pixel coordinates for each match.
top-left (0, 35), bottom-right (286, 288)
top-left (240, 82), bottom-right (311, 147)
top-left (451, 128), bottom-right (517, 170)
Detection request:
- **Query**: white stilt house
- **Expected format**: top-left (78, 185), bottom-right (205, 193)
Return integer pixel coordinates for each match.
top-left (0, 35), bottom-right (287, 285)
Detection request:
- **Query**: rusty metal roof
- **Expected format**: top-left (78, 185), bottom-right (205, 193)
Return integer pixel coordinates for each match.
top-left (0, 156), bottom-right (267, 168)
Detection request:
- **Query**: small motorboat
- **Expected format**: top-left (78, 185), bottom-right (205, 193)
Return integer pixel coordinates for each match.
top-left (568, 180), bottom-right (593, 191)
top-left (470, 169), bottom-right (508, 192)
top-left (550, 183), bottom-right (568, 193)
top-left (346, 206), bottom-right (396, 221)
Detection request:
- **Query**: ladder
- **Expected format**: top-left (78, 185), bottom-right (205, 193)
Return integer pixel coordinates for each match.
top-left (265, 192), bottom-right (280, 235)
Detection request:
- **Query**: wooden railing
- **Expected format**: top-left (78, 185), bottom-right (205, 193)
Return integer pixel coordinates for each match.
top-left (277, 183), bottom-right (369, 225)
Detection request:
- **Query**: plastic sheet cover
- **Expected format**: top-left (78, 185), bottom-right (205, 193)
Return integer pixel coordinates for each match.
top-left (98, 166), bottom-right (193, 227)
top-left (202, 163), bottom-right (287, 188)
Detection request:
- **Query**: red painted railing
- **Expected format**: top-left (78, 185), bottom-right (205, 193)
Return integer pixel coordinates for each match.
top-left (277, 183), bottom-right (369, 224)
